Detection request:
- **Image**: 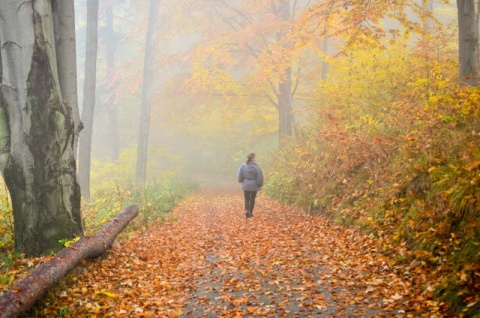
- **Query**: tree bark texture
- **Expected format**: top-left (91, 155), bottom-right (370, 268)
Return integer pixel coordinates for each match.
top-left (0, 205), bottom-right (139, 318)
top-left (52, 0), bottom-right (82, 160)
top-left (78, 0), bottom-right (99, 199)
top-left (0, 1), bottom-right (83, 256)
top-left (457, 0), bottom-right (478, 86)
top-left (136, 0), bottom-right (160, 185)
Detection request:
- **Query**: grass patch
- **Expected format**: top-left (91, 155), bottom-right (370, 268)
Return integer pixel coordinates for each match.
top-left (83, 179), bottom-right (198, 235)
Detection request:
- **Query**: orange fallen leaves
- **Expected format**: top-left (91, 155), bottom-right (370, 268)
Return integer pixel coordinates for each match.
top-left (29, 192), bottom-right (450, 317)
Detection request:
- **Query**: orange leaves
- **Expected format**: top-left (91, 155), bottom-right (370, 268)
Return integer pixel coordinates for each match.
top-left (464, 160), bottom-right (480, 171)
top-left (32, 193), bottom-right (452, 316)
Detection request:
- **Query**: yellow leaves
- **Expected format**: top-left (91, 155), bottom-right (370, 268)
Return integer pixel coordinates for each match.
top-left (95, 289), bottom-right (119, 298)
top-left (459, 271), bottom-right (468, 283)
top-left (188, 42), bottom-right (243, 99)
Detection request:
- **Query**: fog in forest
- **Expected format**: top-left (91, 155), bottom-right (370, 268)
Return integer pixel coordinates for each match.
top-left (73, 0), bottom-right (456, 191)
top-left (3, 1), bottom-right (480, 313)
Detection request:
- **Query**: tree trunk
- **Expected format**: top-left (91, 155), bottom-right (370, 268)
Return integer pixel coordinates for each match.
top-left (276, 0), bottom-right (294, 145)
top-left (52, 0), bottom-right (82, 160)
top-left (321, 25), bottom-right (329, 80)
top-left (457, 0), bottom-right (478, 86)
top-left (0, 1), bottom-right (83, 256)
top-left (278, 67), bottom-right (294, 145)
top-left (136, 0), bottom-right (160, 185)
top-left (78, 0), bottom-right (99, 199)
top-left (0, 205), bottom-right (139, 318)
top-left (0, 44), bottom-right (9, 171)
top-left (477, 0), bottom-right (480, 68)
top-left (105, 4), bottom-right (120, 162)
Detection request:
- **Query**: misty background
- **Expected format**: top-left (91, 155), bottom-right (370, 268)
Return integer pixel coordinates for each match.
top-left (72, 0), bottom-right (457, 192)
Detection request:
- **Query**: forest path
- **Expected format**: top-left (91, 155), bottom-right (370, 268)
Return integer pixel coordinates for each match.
top-left (40, 192), bottom-right (432, 317)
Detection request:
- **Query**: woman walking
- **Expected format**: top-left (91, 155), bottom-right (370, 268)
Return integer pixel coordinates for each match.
top-left (237, 153), bottom-right (264, 218)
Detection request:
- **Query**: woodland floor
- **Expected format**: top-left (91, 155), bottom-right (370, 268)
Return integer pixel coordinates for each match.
top-left (35, 186), bottom-right (447, 317)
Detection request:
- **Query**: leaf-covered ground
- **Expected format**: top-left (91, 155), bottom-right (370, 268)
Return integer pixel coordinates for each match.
top-left (37, 192), bottom-right (447, 317)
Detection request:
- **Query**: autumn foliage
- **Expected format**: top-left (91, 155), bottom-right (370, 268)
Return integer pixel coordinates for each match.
top-left (25, 194), bottom-right (450, 316)
top-left (265, 21), bottom-right (480, 316)
top-left (1, 0), bottom-right (479, 316)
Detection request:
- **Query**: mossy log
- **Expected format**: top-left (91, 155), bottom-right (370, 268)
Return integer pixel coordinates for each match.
top-left (0, 205), bottom-right (139, 318)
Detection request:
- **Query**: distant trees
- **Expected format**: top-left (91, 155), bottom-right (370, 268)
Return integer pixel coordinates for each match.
top-left (104, 3), bottom-right (120, 161)
top-left (0, 0), bottom-right (83, 256)
top-left (297, 0), bottom-right (479, 87)
top-left (136, 0), bottom-right (160, 184)
top-left (175, 0), bottom-right (313, 145)
top-left (457, 0), bottom-right (478, 86)
top-left (275, 0), bottom-right (295, 143)
top-left (79, 0), bottom-right (99, 199)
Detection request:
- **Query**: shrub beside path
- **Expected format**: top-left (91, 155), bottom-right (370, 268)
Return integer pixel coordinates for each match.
top-left (36, 191), bottom-right (447, 317)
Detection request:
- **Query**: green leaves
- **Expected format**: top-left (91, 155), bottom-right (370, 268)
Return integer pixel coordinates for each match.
top-left (58, 237), bottom-right (80, 248)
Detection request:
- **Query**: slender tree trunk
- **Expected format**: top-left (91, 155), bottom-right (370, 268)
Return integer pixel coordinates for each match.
top-left (0, 1), bottom-right (83, 256)
top-left (422, 0), bottom-right (435, 105)
top-left (278, 67), bottom-right (293, 145)
top-left (477, 0), bottom-right (480, 67)
top-left (136, 0), bottom-right (160, 185)
top-left (52, 0), bottom-right (82, 160)
top-left (105, 4), bottom-right (120, 161)
top-left (321, 24), bottom-right (329, 80)
top-left (276, 0), bottom-right (294, 146)
top-left (0, 40), bottom-right (9, 171)
top-left (79, 0), bottom-right (99, 199)
top-left (457, 0), bottom-right (478, 86)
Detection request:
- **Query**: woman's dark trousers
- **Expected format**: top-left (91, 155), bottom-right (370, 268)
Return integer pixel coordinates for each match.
top-left (244, 191), bottom-right (257, 218)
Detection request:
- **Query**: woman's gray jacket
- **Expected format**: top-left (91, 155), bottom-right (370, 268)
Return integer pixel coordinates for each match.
top-left (237, 162), bottom-right (264, 191)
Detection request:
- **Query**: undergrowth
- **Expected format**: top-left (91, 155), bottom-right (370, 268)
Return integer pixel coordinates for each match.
top-left (0, 171), bottom-right (197, 294)
top-left (265, 30), bottom-right (480, 316)
top-left (83, 179), bottom-right (197, 237)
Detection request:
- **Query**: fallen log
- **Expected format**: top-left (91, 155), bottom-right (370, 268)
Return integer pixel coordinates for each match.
top-left (0, 205), bottom-right (139, 318)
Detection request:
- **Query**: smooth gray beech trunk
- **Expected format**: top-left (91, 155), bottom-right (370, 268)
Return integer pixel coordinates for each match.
top-left (52, 0), bottom-right (82, 158)
top-left (457, 0), bottom-right (478, 86)
top-left (136, 0), bottom-right (160, 185)
top-left (0, 1), bottom-right (83, 256)
top-left (79, 0), bottom-right (99, 199)
top-left (105, 4), bottom-right (120, 161)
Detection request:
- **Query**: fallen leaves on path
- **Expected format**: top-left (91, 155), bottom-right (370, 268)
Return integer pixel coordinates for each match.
top-left (37, 193), bottom-right (447, 317)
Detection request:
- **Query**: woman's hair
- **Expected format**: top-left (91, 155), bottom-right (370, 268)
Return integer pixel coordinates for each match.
top-left (247, 153), bottom-right (255, 163)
